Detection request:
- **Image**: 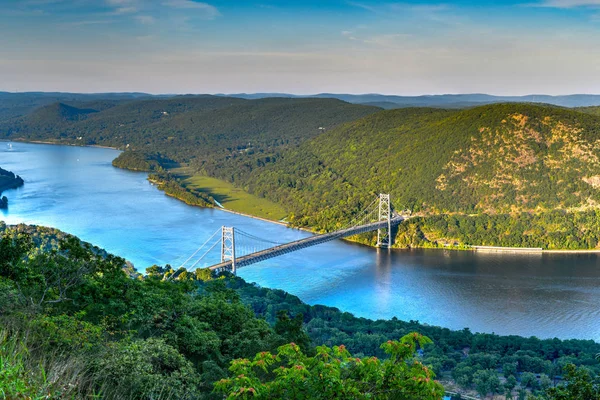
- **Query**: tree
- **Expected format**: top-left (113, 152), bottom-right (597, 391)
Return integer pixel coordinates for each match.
top-left (505, 374), bottom-right (518, 398)
top-left (544, 364), bottom-right (600, 400)
top-left (504, 362), bottom-right (518, 378)
top-left (274, 310), bottom-right (311, 352)
top-left (452, 364), bottom-right (475, 389)
top-left (214, 332), bottom-right (444, 399)
top-left (96, 337), bottom-right (201, 399)
top-left (473, 369), bottom-right (501, 398)
top-left (521, 371), bottom-right (539, 390)
top-left (539, 373), bottom-right (552, 391)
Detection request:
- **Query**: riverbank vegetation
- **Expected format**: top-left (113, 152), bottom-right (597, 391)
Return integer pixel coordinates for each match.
top-left (111, 150), bottom-right (173, 172)
top-left (0, 166), bottom-right (24, 208)
top-left (148, 171), bottom-right (214, 208)
top-left (6, 97), bottom-right (600, 249)
top-left (175, 169), bottom-right (287, 220)
top-left (395, 210), bottom-right (600, 250)
top-left (0, 225), bottom-right (598, 399)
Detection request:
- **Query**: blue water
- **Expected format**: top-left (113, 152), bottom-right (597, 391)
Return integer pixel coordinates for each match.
top-left (2, 142), bottom-right (600, 341)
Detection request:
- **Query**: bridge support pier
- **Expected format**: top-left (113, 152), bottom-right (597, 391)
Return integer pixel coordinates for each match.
top-left (376, 193), bottom-right (392, 248)
top-left (221, 226), bottom-right (236, 275)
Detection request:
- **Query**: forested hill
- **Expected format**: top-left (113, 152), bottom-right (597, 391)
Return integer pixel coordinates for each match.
top-left (238, 104), bottom-right (600, 248)
top-left (7, 96), bottom-right (600, 248)
top-left (577, 105), bottom-right (600, 116)
top-left (0, 95), bottom-right (380, 174)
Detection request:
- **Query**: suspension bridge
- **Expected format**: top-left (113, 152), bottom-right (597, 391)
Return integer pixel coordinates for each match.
top-left (176, 194), bottom-right (405, 275)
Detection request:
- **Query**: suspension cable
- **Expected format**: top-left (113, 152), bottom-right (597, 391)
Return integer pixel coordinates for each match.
top-left (344, 196), bottom-right (380, 229)
top-left (236, 229), bottom-right (284, 246)
top-left (177, 228), bottom-right (221, 269)
top-left (188, 239), bottom-right (221, 270)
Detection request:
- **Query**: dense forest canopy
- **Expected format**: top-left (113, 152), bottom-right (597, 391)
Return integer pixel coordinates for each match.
top-left (0, 225), bottom-right (598, 399)
top-left (0, 95), bottom-right (379, 168)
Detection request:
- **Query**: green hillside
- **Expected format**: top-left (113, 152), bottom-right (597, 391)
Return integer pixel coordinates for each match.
top-left (235, 104), bottom-right (600, 248)
top-left (1, 96), bottom-right (379, 172)
top-left (577, 106), bottom-right (600, 116)
top-left (6, 97), bottom-right (600, 248)
top-left (0, 96), bottom-right (380, 217)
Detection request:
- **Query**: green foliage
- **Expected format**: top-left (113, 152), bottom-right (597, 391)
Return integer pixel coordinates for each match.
top-left (112, 150), bottom-right (171, 172)
top-left (231, 103), bottom-right (600, 248)
top-left (2, 226), bottom-right (600, 399)
top-left (521, 371), bottom-right (539, 390)
top-left (273, 310), bottom-right (311, 352)
top-left (214, 333), bottom-right (444, 399)
top-left (543, 364), bottom-right (600, 399)
top-left (0, 329), bottom-right (93, 399)
top-left (473, 369), bottom-right (502, 397)
top-left (221, 274), bottom-right (600, 396)
top-left (97, 337), bottom-right (202, 399)
top-left (0, 227), bottom-right (283, 398)
top-left (395, 211), bottom-right (600, 250)
top-left (577, 106), bottom-right (600, 116)
top-left (2, 96), bottom-right (379, 184)
top-left (149, 172), bottom-right (214, 207)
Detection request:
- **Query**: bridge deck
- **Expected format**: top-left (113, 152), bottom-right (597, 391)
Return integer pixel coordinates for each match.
top-left (208, 216), bottom-right (404, 271)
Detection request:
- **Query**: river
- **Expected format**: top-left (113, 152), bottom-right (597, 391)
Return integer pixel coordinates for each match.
top-left (1, 142), bottom-right (599, 341)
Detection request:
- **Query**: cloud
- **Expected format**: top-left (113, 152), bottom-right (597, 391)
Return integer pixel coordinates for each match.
top-left (341, 30), bottom-right (359, 40)
top-left (341, 30), bottom-right (412, 47)
top-left (347, 2), bottom-right (378, 13)
top-left (61, 19), bottom-right (115, 27)
top-left (135, 15), bottom-right (155, 24)
top-left (349, 2), bottom-right (450, 14)
top-left (162, 0), bottom-right (220, 19)
top-left (22, 0), bottom-right (67, 4)
top-left (390, 3), bottom-right (449, 13)
top-left (530, 0), bottom-right (600, 7)
top-left (105, 0), bottom-right (134, 5)
top-left (114, 6), bottom-right (137, 14)
top-left (348, 2), bottom-right (457, 24)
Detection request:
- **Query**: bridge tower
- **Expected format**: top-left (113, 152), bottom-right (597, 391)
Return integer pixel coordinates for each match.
top-left (376, 193), bottom-right (392, 248)
top-left (221, 226), bottom-right (236, 275)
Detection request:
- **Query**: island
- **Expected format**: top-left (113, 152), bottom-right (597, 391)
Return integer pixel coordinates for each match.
top-left (0, 167), bottom-right (24, 208)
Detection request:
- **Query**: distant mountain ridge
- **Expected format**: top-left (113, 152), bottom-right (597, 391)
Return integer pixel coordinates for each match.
top-left (2, 91), bottom-right (600, 121)
top-left (219, 93), bottom-right (600, 108)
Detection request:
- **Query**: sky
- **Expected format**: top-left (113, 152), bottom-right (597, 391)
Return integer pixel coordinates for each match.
top-left (1, 0), bottom-right (600, 95)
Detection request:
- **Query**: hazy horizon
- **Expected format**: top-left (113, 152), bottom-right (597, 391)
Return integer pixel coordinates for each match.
top-left (3, 90), bottom-right (600, 97)
top-left (2, 0), bottom-right (600, 95)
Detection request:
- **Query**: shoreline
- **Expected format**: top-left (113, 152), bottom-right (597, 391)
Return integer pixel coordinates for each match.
top-left (9, 140), bottom-right (600, 254)
top-left (4, 138), bottom-right (121, 151)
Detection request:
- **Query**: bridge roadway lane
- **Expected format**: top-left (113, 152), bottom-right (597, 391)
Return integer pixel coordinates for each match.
top-left (209, 216), bottom-right (404, 271)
